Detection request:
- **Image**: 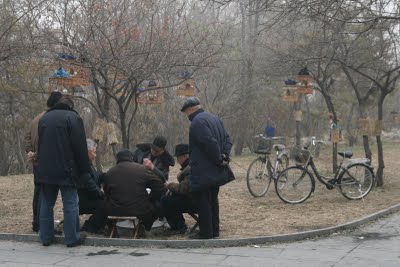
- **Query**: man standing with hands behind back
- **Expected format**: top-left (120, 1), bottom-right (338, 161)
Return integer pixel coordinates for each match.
top-left (181, 97), bottom-right (235, 239)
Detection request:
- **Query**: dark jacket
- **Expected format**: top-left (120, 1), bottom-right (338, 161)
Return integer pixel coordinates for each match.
top-left (132, 143), bottom-right (175, 182)
top-left (102, 160), bottom-right (165, 217)
top-left (188, 109), bottom-right (235, 191)
top-left (36, 103), bottom-right (91, 186)
top-left (78, 164), bottom-right (103, 214)
top-left (166, 158), bottom-right (191, 195)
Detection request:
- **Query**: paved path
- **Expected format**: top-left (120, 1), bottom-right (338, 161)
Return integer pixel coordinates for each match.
top-left (0, 212), bottom-right (399, 266)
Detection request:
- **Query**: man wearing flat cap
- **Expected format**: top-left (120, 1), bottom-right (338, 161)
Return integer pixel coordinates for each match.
top-left (181, 97), bottom-right (235, 239)
top-left (132, 135), bottom-right (175, 183)
top-left (161, 144), bottom-right (197, 235)
top-left (85, 149), bottom-right (165, 235)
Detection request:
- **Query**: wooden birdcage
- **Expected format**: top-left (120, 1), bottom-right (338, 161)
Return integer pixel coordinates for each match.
top-left (331, 128), bottom-right (341, 143)
top-left (297, 85), bottom-right (314, 94)
top-left (282, 86), bottom-right (299, 102)
top-left (176, 78), bottom-right (195, 96)
top-left (137, 80), bottom-right (163, 104)
top-left (358, 119), bottom-right (384, 136)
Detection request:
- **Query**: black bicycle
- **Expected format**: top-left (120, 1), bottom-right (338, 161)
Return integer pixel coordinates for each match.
top-left (275, 137), bottom-right (375, 204)
top-left (246, 135), bottom-right (289, 197)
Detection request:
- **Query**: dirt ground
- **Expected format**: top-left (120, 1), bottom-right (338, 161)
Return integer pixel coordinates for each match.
top-left (1, 139), bottom-right (399, 239)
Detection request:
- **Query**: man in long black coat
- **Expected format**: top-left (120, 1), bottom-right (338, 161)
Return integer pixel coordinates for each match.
top-left (181, 97), bottom-right (235, 239)
top-left (37, 96), bottom-right (91, 247)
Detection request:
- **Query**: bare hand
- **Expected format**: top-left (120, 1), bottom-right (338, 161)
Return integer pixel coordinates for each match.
top-left (27, 151), bottom-right (36, 161)
top-left (143, 158), bottom-right (154, 170)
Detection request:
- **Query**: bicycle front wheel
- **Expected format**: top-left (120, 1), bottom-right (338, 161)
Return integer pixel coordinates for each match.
top-left (246, 157), bottom-right (271, 197)
top-left (339, 163), bottom-right (375, 200)
top-left (275, 166), bottom-right (315, 204)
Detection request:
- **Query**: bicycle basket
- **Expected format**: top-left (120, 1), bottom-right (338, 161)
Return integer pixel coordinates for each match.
top-left (291, 146), bottom-right (310, 164)
top-left (253, 136), bottom-right (273, 153)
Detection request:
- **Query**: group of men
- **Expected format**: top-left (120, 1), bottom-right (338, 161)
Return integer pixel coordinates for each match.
top-left (25, 92), bottom-right (235, 247)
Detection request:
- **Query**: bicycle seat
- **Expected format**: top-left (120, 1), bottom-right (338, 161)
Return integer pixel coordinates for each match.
top-left (254, 149), bottom-right (271, 155)
top-left (273, 144), bottom-right (286, 152)
top-left (338, 151), bottom-right (353, 158)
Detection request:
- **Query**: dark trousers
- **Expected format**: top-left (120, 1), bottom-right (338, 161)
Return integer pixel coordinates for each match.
top-left (192, 186), bottom-right (220, 238)
top-left (32, 166), bottom-right (40, 231)
top-left (161, 194), bottom-right (197, 230)
top-left (88, 200), bottom-right (160, 232)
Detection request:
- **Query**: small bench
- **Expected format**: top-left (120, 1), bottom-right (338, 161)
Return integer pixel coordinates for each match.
top-left (107, 216), bottom-right (141, 239)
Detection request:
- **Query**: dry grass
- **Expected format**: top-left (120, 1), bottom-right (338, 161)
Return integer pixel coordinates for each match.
top-left (1, 139), bottom-right (399, 239)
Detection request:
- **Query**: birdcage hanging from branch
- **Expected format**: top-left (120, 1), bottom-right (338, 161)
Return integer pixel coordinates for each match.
top-left (282, 86), bottom-right (299, 102)
top-left (296, 67), bottom-right (314, 94)
top-left (358, 118), bottom-right (384, 136)
top-left (176, 70), bottom-right (195, 96)
top-left (137, 80), bottom-right (163, 104)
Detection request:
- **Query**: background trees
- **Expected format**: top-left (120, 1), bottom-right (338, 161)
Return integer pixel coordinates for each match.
top-left (0, 0), bottom-right (399, 186)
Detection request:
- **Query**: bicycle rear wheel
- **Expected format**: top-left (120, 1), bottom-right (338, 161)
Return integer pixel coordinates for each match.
top-left (275, 166), bottom-right (315, 204)
top-left (339, 163), bottom-right (375, 200)
top-left (246, 157), bottom-right (271, 197)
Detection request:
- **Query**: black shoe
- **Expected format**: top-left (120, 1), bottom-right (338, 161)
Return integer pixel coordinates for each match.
top-left (32, 224), bottom-right (39, 233)
top-left (66, 233), bottom-right (87, 247)
top-left (42, 242), bottom-right (51, 246)
top-left (163, 225), bottom-right (188, 236)
top-left (188, 233), bottom-right (212, 239)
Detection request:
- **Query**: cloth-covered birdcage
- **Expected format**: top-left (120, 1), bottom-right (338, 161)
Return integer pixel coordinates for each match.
top-left (106, 122), bottom-right (119, 145)
top-left (92, 118), bottom-right (108, 142)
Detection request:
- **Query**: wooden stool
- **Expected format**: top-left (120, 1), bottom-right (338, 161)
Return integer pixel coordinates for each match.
top-left (187, 212), bottom-right (199, 233)
top-left (107, 216), bottom-right (141, 239)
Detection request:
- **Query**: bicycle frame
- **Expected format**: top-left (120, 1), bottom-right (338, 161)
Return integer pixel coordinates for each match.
top-left (298, 138), bottom-right (372, 189)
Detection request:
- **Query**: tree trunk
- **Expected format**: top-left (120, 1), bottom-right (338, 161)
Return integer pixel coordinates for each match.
top-left (375, 97), bottom-right (385, 187)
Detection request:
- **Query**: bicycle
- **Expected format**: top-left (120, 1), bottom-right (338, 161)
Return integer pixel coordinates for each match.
top-left (246, 135), bottom-right (289, 197)
top-left (275, 137), bottom-right (375, 204)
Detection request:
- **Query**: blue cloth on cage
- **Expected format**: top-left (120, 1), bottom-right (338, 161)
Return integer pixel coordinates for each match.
top-left (180, 70), bottom-right (191, 79)
top-left (51, 67), bottom-right (70, 78)
top-left (284, 79), bottom-right (297, 85)
top-left (58, 53), bottom-right (77, 60)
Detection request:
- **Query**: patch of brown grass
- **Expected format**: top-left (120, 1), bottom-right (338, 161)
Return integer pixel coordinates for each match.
top-left (1, 140), bottom-right (399, 239)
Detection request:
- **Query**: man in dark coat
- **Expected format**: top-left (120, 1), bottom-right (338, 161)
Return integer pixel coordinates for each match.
top-left (132, 136), bottom-right (175, 182)
top-left (161, 144), bottom-right (197, 235)
top-left (24, 91), bottom-right (62, 232)
top-left (181, 97), bottom-right (235, 239)
top-left (86, 149), bottom-right (165, 234)
top-left (37, 96), bottom-right (91, 247)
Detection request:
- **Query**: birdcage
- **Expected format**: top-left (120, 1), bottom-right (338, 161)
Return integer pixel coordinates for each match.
top-left (137, 80), bottom-right (163, 104)
top-left (282, 86), bottom-right (299, 102)
top-left (358, 119), bottom-right (384, 136)
top-left (176, 78), bottom-right (195, 96)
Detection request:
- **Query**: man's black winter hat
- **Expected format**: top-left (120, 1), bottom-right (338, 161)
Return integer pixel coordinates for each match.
top-left (174, 144), bottom-right (189, 157)
top-left (116, 149), bottom-right (134, 163)
top-left (46, 91), bottom-right (62, 108)
top-left (152, 136), bottom-right (167, 150)
top-left (180, 97), bottom-right (200, 112)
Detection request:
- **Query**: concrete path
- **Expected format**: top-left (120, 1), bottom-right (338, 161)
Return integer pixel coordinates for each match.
top-left (0, 212), bottom-right (399, 266)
